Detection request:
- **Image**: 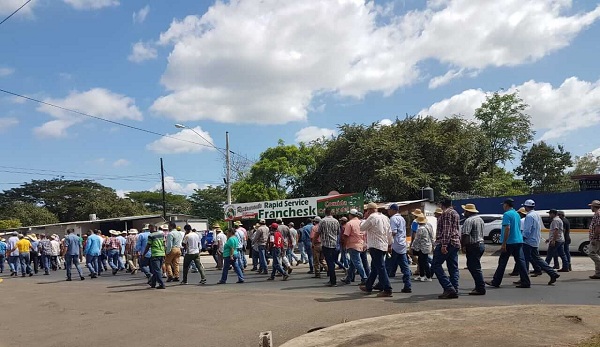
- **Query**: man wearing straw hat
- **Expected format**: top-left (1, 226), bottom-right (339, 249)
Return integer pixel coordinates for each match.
top-left (106, 230), bottom-right (122, 275)
top-left (125, 229), bottom-right (139, 275)
top-left (587, 200), bottom-right (600, 279)
top-left (460, 203), bottom-right (486, 295)
top-left (359, 202), bottom-right (393, 297)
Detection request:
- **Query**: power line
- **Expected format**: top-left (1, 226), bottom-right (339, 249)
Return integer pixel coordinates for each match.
top-left (0, 0), bottom-right (31, 26)
top-left (0, 165), bottom-right (158, 179)
top-left (0, 88), bottom-right (215, 149)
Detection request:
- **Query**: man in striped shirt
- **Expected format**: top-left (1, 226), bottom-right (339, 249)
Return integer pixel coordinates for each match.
top-left (432, 198), bottom-right (461, 299)
top-left (316, 208), bottom-right (340, 287)
top-left (460, 204), bottom-right (485, 295)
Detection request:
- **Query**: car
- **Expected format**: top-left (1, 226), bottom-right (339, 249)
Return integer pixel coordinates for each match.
top-left (460, 214), bottom-right (504, 244)
top-left (538, 209), bottom-right (594, 255)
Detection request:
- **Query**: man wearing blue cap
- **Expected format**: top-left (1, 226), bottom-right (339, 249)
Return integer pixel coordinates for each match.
top-left (386, 204), bottom-right (412, 293)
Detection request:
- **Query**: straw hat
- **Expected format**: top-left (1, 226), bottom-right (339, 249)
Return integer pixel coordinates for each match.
top-left (517, 207), bottom-right (527, 215)
top-left (128, 229), bottom-right (138, 234)
top-left (434, 208), bottom-right (443, 215)
top-left (366, 202), bottom-right (378, 210)
top-left (212, 223), bottom-right (221, 229)
top-left (416, 215), bottom-right (428, 224)
top-left (26, 234), bottom-right (38, 241)
top-left (461, 204), bottom-right (479, 214)
top-left (109, 230), bottom-right (120, 236)
top-left (233, 221), bottom-right (241, 226)
top-left (589, 200), bottom-right (600, 208)
top-left (411, 209), bottom-right (424, 217)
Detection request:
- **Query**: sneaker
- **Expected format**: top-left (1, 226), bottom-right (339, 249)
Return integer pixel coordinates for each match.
top-left (357, 281), bottom-right (366, 286)
top-left (180, 281), bottom-right (188, 285)
top-left (548, 274), bottom-right (560, 285)
top-left (267, 277), bottom-right (274, 281)
top-left (112, 269), bottom-right (118, 276)
top-left (44, 272), bottom-right (49, 276)
top-left (80, 276), bottom-right (85, 281)
top-left (29, 273), bottom-right (33, 277)
top-left (156, 286), bottom-right (166, 289)
top-left (424, 277), bottom-right (433, 282)
top-left (412, 276), bottom-right (422, 281)
top-left (359, 285), bottom-right (372, 294)
top-left (438, 290), bottom-right (458, 299)
top-left (287, 268), bottom-right (293, 275)
top-left (513, 281), bottom-right (521, 285)
top-left (325, 282), bottom-right (337, 287)
top-left (340, 279), bottom-right (351, 285)
top-left (377, 291), bottom-right (393, 298)
top-left (162, 274), bottom-right (167, 278)
top-left (173, 277), bottom-right (180, 282)
top-left (589, 275), bottom-right (600, 279)
top-left (401, 288), bottom-right (412, 293)
top-left (508, 272), bottom-right (518, 276)
top-left (200, 279), bottom-right (207, 285)
top-left (282, 275), bottom-right (289, 281)
top-left (296, 261), bottom-right (301, 266)
top-left (307, 270), bottom-right (314, 274)
top-left (236, 280), bottom-right (245, 284)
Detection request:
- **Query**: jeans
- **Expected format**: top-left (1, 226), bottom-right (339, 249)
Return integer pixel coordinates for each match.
top-left (149, 256), bottom-right (165, 288)
top-left (41, 254), bottom-right (51, 273)
top-left (432, 244), bottom-right (460, 292)
top-left (365, 248), bottom-right (392, 293)
top-left (287, 248), bottom-right (299, 263)
top-left (386, 250), bottom-right (412, 289)
top-left (107, 249), bottom-right (121, 270)
top-left (30, 251), bottom-right (39, 274)
top-left (8, 255), bottom-right (19, 273)
top-left (303, 242), bottom-right (314, 272)
top-left (99, 251), bottom-right (108, 271)
top-left (523, 244), bottom-right (557, 277)
top-left (220, 253), bottom-right (244, 283)
top-left (182, 253), bottom-right (206, 283)
top-left (360, 251), bottom-right (370, 277)
top-left (0, 254), bottom-right (4, 272)
top-left (237, 248), bottom-right (247, 269)
top-left (270, 248), bottom-right (286, 278)
top-left (465, 243), bottom-right (485, 292)
top-left (251, 248), bottom-right (259, 269)
top-left (65, 255), bottom-right (84, 279)
top-left (298, 242), bottom-right (308, 263)
top-left (139, 256), bottom-right (151, 277)
top-left (545, 242), bottom-right (569, 270)
top-left (589, 240), bottom-right (600, 276)
top-left (258, 245), bottom-right (268, 272)
top-left (345, 249), bottom-right (367, 282)
top-left (19, 252), bottom-right (31, 275)
top-left (492, 243), bottom-right (530, 287)
top-left (86, 255), bottom-right (99, 275)
top-left (339, 249), bottom-right (349, 268)
top-left (322, 247), bottom-right (337, 285)
top-left (415, 250), bottom-right (432, 278)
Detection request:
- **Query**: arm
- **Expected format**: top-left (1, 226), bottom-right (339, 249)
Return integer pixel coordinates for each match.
top-left (166, 233), bottom-right (173, 254)
top-left (143, 236), bottom-right (151, 257)
top-left (460, 220), bottom-right (471, 249)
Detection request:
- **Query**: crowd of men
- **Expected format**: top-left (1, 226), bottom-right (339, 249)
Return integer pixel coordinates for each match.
top-left (1, 199), bottom-right (599, 299)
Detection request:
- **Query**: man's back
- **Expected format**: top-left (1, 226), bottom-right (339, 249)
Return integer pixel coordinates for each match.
top-left (361, 212), bottom-right (391, 251)
top-left (185, 232), bottom-right (201, 254)
top-left (318, 216), bottom-right (340, 249)
top-left (148, 231), bottom-right (166, 257)
top-left (502, 209), bottom-right (523, 244)
top-left (64, 234), bottom-right (80, 256)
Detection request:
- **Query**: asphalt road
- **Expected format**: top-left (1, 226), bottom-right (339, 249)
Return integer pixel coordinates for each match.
top-left (1, 254), bottom-right (598, 347)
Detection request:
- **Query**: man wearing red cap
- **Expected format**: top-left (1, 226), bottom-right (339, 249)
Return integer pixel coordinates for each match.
top-left (267, 223), bottom-right (289, 281)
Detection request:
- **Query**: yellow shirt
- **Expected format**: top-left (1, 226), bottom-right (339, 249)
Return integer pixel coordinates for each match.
top-left (16, 239), bottom-right (31, 253)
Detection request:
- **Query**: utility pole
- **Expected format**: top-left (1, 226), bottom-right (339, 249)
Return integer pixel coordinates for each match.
top-left (160, 158), bottom-right (167, 220)
top-left (226, 131), bottom-right (232, 206)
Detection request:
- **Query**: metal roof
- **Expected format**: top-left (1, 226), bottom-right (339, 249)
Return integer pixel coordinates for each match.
top-left (367, 199), bottom-right (429, 209)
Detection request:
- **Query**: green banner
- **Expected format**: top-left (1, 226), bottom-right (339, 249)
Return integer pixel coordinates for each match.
top-left (316, 193), bottom-right (364, 216)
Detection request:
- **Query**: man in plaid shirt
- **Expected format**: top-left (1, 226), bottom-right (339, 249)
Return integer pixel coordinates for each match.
top-left (588, 200), bottom-right (600, 279)
top-left (432, 198), bottom-right (461, 299)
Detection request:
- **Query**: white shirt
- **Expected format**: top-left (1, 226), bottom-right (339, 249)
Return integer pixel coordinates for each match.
top-left (50, 240), bottom-right (61, 256)
top-left (216, 232), bottom-right (227, 252)
top-left (183, 232), bottom-right (201, 255)
top-left (8, 236), bottom-right (19, 256)
top-left (360, 212), bottom-right (392, 252)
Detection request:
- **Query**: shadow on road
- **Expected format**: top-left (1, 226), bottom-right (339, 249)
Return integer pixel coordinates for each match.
top-left (390, 293), bottom-right (440, 304)
top-left (314, 292), bottom-right (367, 303)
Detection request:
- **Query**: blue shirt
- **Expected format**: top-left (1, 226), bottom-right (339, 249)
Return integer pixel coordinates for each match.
top-left (30, 240), bottom-right (39, 252)
top-left (85, 234), bottom-right (102, 256)
top-left (117, 235), bottom-right (126, 254)
top-left (411, 220), bottom-right (418, 233)
top-left (64, 234), bottom-right (82, 256)
top-left (390, 214), bottom-right (407, 254)
top-left (501, 209), bottom-right (523, 245)
top-left (522, 210), bottom-right (543, 247)
top-left (0, 241), bottom-right (6, 254)
top-left (301, 225), bottom-right (312, 246)
top-left (135, 231), bottom-right (152, 258)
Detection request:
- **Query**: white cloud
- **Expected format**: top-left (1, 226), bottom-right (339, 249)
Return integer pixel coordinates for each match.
top-left (35, 88), bottom-right (142, 138)
top-left (378, 118), bottom-right (394, 127)
top-left (112, 159), bottom-right (130, 167)
top-left (62, 0), bottom-right (119, 10)
top-left (116, 189), bottom-right (130, 198)
top-left (592, 148), bottom-right (600, 157)
top-left (150, 0), bottom-right (600, 125)
top-left (0, 67), bottom-right (14, 77)
top-left (153, 176), bottom-right (200, 195)
top-left (295, 126), bottom-right (336, 143)
top-left (0, 117), bottom-right (18, 132)
top-left (146, 126), bottom-right (216, 154)
top-left (428, 69), bottom-right (479, 89)
top-left (420, 77), bottom-right (600, 141)
top-left (128, 41), bottom-right (157, 63)
top-left (0, 0), bottom-right (36, 16)
top-left (132, 5), bottom-right (149, 24)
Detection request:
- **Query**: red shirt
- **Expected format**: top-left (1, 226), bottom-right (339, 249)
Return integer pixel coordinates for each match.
top-left (273, 231), bottom-right (283, 249)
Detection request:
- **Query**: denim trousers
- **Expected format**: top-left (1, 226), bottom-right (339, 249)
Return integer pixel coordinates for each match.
top-left (345, 248), bottom-right (367, 282)
top-left (303, 242), bottom-right (314, 271)
top-left (41, 254), bottom-right (51, 273)
top-left (86, 255), bottom-right (99, 275)
top-left (546, 242), bottom-right (569, 270)
top-left (220, 253), bottom-right (244, 283)
top-left (0, 254), bottom-right (4, 272)
top-left (523, 244), bottom-right (557, 276)
top-left (237, 248), bottom-right (247, 269)
top-left (65, 255), bottom-right (84, 279)
top-left (139, 256), bottom-right (151, 276)
top-left (432, 244), bottom-right (460, 292)
top-left (386, 250), bottom-right (412, 289)
top-left (149, 256), bottom-right (165, 287)
top-left (465, 243), bottom-right (485, 292)
top-left (258, 245), bottom-right (268, 272)
top-left (8, 255), bottom-right (19, 273)
top-left (322, 247), bottom-right (337, 284)
top-left (298, 242), bottom-right (308, 263)
top-left (270, 248), bottom-right (286, 278)
top-left (492, 243), bottom-right (530, 287)
top-left (365, 248), bottom-right (392, 293)
top-left (360, 251), bottom-right (370, 277)
top-left (107, 249), bottom-right (120, 270)
top-left (415, 250), bottom-right (432, 278)
top-left (19, 252), bottom-right (31, 275)
top-left (339, 249), bottom-right (349, 268)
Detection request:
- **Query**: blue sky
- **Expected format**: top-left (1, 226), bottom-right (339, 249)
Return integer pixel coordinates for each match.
top-left (1, 0), bottom-right (599, 196)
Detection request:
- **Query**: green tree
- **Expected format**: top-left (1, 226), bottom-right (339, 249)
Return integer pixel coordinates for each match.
top-left (126, 191), bottom-right (192, 214)
top-left (0, 179), bottom-right (148, 222)
top-left (0, 202), bottom-right (59, 226)
top-left (472, 167), bottom-right (530, 197)
top-left (571, 153), bottom-right (600, 175)
top-left (474, 91), bottom-right (534, 172)
top-left (515, 141), bottom-right (573, 190)
top-left (0, 219), bottom-right (21, 229)
top-left (189, 185), bottom-right (227, 225)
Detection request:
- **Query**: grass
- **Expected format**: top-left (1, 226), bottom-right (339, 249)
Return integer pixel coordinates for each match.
top-left (577, 335), bottom-right (600, 347)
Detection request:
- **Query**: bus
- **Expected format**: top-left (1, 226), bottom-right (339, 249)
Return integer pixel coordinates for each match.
top-left (538, 209), bottom-right (593, 255)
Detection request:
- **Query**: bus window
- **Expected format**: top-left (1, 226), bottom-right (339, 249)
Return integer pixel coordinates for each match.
top-left (541, 217), bottom-right (551, 229)
top-left (566, 217), bottom-right (591, 230)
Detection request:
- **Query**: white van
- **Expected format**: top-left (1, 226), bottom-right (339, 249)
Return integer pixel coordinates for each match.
top-left (537, 209), bottom-right (593, 255)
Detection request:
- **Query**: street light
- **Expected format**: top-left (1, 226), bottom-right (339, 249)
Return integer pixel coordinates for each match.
top-left (174, 124), bottom-right (232, 207)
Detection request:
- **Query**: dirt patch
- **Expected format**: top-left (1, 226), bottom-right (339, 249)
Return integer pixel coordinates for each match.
top-left (576, 334), bottom-right (600, 347)
top-left (281, 305), bottom-right (600, 347)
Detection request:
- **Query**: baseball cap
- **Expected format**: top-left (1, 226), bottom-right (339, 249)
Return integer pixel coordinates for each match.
top-left (349, 208), bottom-right (359, 216)
top-left (389, 203), bottom-right (399, 211)
top-left (259, 219), bottom-right (266, 224)
top-left (270, 223), bottom-right (278, 229)
top-left (313, 216), bottom-right (321, 222)
top-left (522, 199), bottom-right (535, 207)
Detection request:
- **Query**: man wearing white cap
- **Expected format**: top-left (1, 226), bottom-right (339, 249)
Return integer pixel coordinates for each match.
top-left (588, 200), bottom-right (600, 279)
top-left (106, 230), bottom-right (122, 275)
